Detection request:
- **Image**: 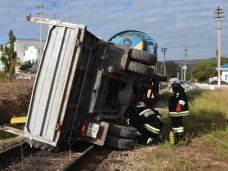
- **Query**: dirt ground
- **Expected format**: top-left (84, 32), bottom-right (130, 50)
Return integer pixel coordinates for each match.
top-left (0, 82), bottom-right (227, 171)
top-left (95, 135), bottom-right (228, 171)
top-left (0, 81), bottom-right (33, 116)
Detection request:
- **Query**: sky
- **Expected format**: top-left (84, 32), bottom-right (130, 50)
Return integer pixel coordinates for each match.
top-left (0, 0), bottom-right (228, 61)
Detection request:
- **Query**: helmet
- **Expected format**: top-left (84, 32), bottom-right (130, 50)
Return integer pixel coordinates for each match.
top-left (169, 78), bottom-right (180, 85)
top-left (136, 101), bottom-right (145, 108)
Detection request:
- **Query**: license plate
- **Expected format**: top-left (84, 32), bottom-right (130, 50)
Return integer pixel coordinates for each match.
top-left (87, 123), bottom-right (100, 138)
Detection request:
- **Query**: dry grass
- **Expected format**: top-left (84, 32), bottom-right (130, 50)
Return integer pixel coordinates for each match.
top-left (0, 136), bottom-right (24, 151)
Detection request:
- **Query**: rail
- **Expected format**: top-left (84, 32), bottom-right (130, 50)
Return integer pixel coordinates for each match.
top-left (0, 141), bottom-right (112, 171)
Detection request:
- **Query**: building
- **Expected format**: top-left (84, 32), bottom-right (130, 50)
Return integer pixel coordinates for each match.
top-left (220, 63), bottom-right (228, 83)
top-left (15, 38), bottom-right (45, 62)
top-left (0, 38), bottom-right (45, 72)
top-left (211, 63), bottom-right (228, 83)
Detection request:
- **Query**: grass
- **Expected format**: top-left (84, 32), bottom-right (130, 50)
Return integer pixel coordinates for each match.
top-left (0, 71), bottom-right (7, 81)
top-left (0, 136), bottom-right (24, 151)
top-left (205, 126), bottom-right (228, 157)
top-left (186, 88), bottom-right (228, 135)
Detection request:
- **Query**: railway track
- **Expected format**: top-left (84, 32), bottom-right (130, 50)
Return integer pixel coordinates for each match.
top-left (0, 141), bottom-right (113, 171)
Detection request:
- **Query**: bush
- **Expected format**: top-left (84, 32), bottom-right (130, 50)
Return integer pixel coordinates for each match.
top-left (0, 71), bottom-right (7, 81)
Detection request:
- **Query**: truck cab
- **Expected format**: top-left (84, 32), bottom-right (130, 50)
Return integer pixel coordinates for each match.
top-left (109, 30), bottom-right (157, 55)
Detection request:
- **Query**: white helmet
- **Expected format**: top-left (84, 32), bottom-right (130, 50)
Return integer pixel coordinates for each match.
top-left (169, 78), bottom-right (180, 85)
top-left (136, 101), bottom-right (145, 108)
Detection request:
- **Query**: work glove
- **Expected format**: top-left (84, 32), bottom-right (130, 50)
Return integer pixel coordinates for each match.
top-left (176, 103), bottom-right (182, 112)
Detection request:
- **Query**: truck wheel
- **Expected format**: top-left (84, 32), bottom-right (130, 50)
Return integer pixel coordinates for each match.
top-left (108, 123), bottom-right (137, 139)
top-left (126, 61), bottom-right (153, 75)
top-left (105, 135), bottom-right (135, 150)
top-left (129, 49), bottom-right (157, 66)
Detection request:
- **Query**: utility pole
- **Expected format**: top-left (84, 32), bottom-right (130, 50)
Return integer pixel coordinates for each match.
top-left (37, 4), bottom-right (44, 64)
top-left (53, 0), bottom-right (56, 19)
top-left (161, 47), bottom-right (167, 76)
top-left (215, 6), bottom-right (224, 87)
top-left (180, 60), bottom-right (184, 80)
top-left (183, 47), bottom-right (188, 80)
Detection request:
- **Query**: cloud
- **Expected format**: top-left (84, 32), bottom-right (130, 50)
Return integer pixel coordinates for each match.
top-left (0, 0), bottom-right (228, 60)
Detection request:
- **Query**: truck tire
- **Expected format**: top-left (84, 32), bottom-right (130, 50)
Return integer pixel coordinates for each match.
top-left (105, 135), bottom-right (135, 150)
top-left (108, 123), bottom-right (137, 139)
top-left (126, 61), bottom-right (153, 76)
top-left (129, 49), bottom-right (157, 66)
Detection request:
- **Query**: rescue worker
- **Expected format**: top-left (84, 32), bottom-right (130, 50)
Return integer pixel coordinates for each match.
top-left (126, 101), bottom-right (163, 145)
top-left (168, 80), bottom-right (189, 143)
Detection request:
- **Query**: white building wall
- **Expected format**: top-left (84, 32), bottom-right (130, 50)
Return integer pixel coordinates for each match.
top-left (24, 46), bottom-right (38, 63)
top-left (222, 71), bottom-right (228, 82)
top-left (14, 39), bottom-right (45, 61)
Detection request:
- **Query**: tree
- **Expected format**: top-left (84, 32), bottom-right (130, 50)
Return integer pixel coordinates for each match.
top-left (156, 61), bottom-right (179, 79)
top-left (188, 60), bottom-right (216, 82)
top-left (0, 30), bottom-right (19, 76)
top-left (187, 57), bottom-right (228, 83)
top-left (166, 61), bottom-right (179, 79)
top-left (221, 56), bottom-right (228, 64)
top-left (19, 60), bottom-right (35, 73)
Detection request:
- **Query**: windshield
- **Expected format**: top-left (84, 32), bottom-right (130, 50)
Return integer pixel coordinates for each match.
top-left (147, 44), bottom-right (154, 54)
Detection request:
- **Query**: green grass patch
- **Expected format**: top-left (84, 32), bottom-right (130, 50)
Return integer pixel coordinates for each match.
top-left (186, 89), bottom-right (228, 135)
top-left (205, 126), bottom-right (228, 156)
top-left (0, 71), bottom-right (7, 81)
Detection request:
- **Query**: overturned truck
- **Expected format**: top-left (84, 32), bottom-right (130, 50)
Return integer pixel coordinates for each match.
top-left (21, 16), bottom-right (166, 150)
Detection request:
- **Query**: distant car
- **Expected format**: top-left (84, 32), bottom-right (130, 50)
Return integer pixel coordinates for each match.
top-left (179, 80), bottom-right (201, 91)
top-left (169, 80), bottom-right (200, 91)
top-left (208, 80), bottom-right (228, 85)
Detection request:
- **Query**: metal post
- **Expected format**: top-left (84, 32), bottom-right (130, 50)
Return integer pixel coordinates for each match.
top-left (215, 6), bottom-right (224, 87)
top-left (53, 0), bottom-right (56, 19)
top-left (161, 47), bottom-right (167, 76)
top-left (181, 61), bottom-right (184, 80)
top-left (37, 4), bottom-right (44, 64)
top-left (183, 47), bottom-right (188, 81)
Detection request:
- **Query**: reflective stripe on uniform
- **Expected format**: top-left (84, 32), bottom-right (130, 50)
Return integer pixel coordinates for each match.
top-left (139, 109), bottom-right (155, 117)
top-left (147, 89), bottom-right (155, 99)
top-left (169, 111), bottom-right (189, 117)
top-left (173, 127), bottom-right (184, 133)
top-left (144, 123), bottom-right (160, 134)
top-left (178, 100), bottom-right (185, 106)
top-left (147, 138), bottom-right (153, 144)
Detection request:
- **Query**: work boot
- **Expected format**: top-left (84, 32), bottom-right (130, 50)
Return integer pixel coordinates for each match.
top-left (136, 135), bottom-right (152, 145)
top-left (169, 131), bottom-right (175, 145)
top-left (175, 132), bottom-right (185, 142)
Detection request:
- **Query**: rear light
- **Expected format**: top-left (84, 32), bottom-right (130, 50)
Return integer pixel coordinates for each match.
top-left (81, 122), bottom-right (88, 137)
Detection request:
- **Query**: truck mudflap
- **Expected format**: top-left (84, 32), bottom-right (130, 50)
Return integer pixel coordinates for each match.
top-left (81, 122), bottom-right (109, 146)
